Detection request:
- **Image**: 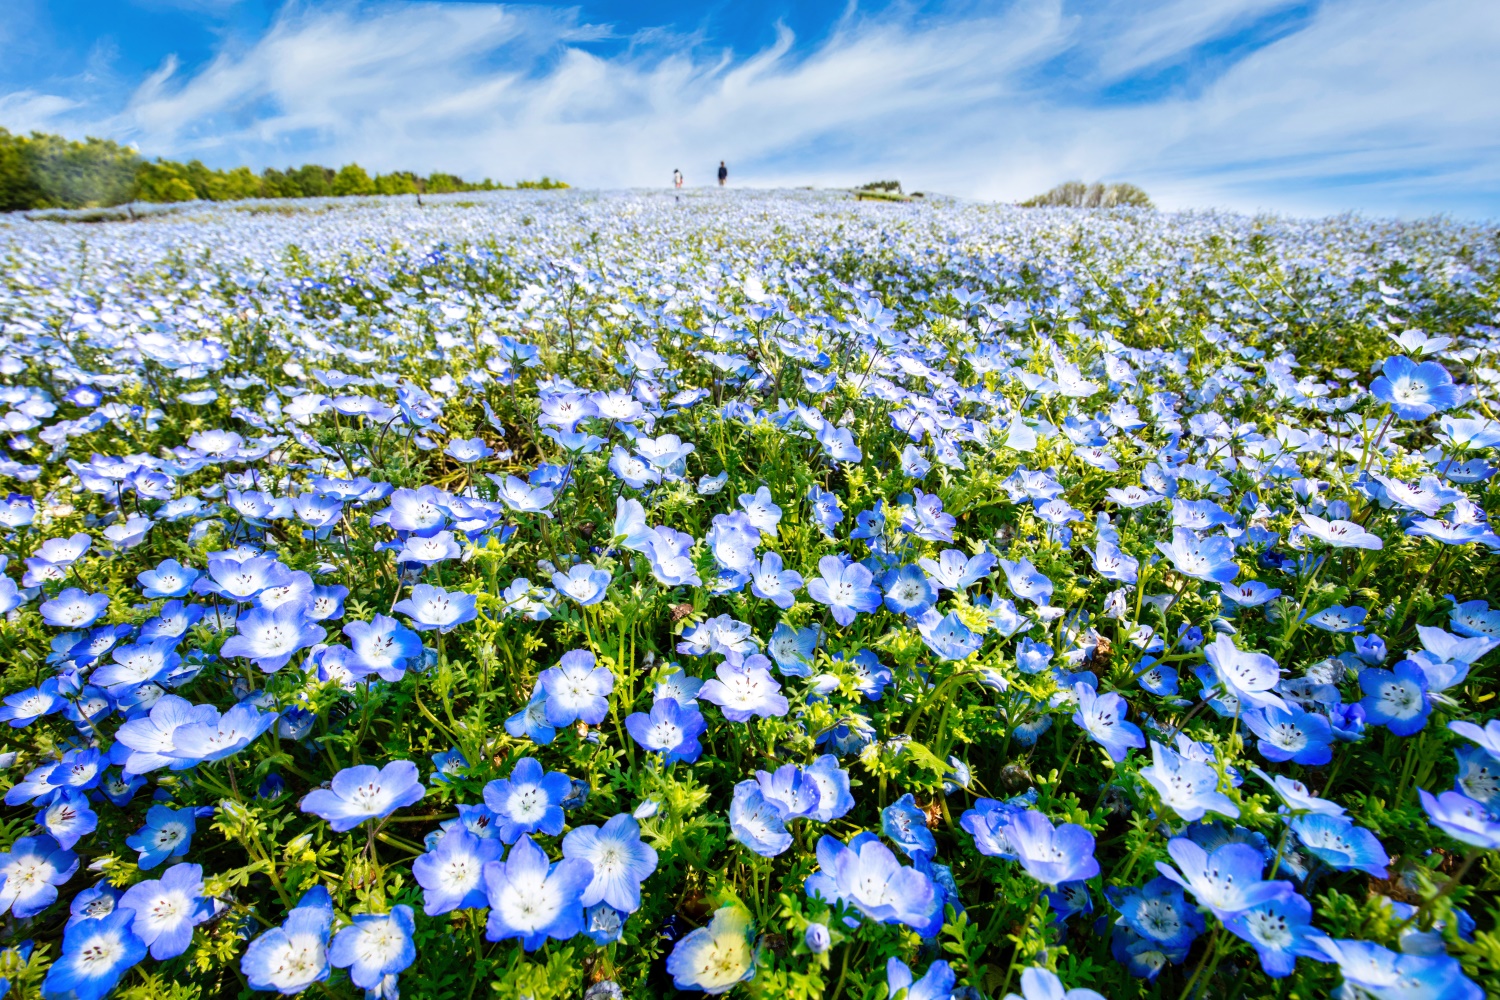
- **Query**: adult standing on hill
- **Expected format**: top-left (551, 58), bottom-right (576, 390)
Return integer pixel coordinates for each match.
top-left (717, 161), bottom-right (728, 186)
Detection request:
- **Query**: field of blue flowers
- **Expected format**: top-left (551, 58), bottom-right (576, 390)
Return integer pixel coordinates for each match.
top-left (0, 188), bottom-right (1496, 1000)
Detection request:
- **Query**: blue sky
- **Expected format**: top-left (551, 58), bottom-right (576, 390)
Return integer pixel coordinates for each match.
top-left (2, 0), bottom-right (1497, 217)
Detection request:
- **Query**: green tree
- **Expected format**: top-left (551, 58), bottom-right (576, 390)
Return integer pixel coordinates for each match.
top-left (136, 161), bottom-right (198, 203)
top-left (0, 129), bottom-right (46, 211)
top-left (331, 163), bottom-right (376, 196)
top-left (293, 164), bottom-right (335, 197)
top-left (1021, 180), bottom-right (1153, 209)
top-left (375, 171), bottom-right (419, 196)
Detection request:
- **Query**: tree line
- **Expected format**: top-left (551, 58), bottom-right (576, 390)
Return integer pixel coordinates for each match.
top-left (0, 127), bottom-right (566, 212)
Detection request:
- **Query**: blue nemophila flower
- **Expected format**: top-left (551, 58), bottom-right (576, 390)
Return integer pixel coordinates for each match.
top-left (562, 813), bottom-right (658, 913)
top-left (482, 757), bottom-right (570, 842)
top-left (393, 583), bottom-right (478, 632)
top-left (999, 557), bottom-right (1054, 605)
top-left (222, 604), bottom-right (327, 672)
top-left (1015, 636), bottom-right (1053, 675)
top-left (1299, 511), bottom-right (1383, 549)
top-left (960, 794), bottom-right (1034, 858)
top-left (0, 834), bottom-right (78, 918)
top-left (757, 763), bottom-right (822, 822)
top-left (138, 558), bottom-right (201, 598)
top-left (343, 614), bottom-right (424, 681)
top-left (807, 483), bottom-right (843, 538)
top-left (1003, 966), bottom-right (1108, 1000)
top-left (1305, 604), bottom-right (1367, 633)
top-left (1451, 717), bottom-right (1500, 762)
top-left (748, 552), bottom-right (802, 608)
top-left (882, 793), bottom-right (936, 859)
top-left (39, 908), bottom-right (146, 1000)
top-left (901, 489), bottom-right (954, 541)
top-left (1155, 527), bottom-right (1238, 583)
top-left (329, 905), bottom-right (416, 994)
top-left (1071, 683), bottom-right (1145, 762)
top-left (706, 512), bottom-right (759, 579)
top-left (919, 548), bottom-right (997, 593)
top-left (481, 834), bottom-right (592, 950)
top-left (654, 668), bottom-right (705, 705)
top-left (666, 904), bottom-right (756, 994)
top-left (140, 599), bottom-right (207, 641)
top-left (699, 652), bottom-right (788, 721)
top-left (539, 649), bottom-right (614, 726)
top-left (1370, 354), bottom-right (1460, 420)
top-left (47, 747), bottom-right (103, 793)
top-left (887, 957), bottom-right (956, 1000)
top-left (1111, 875), bottom-right (1204, 959)
top-left (1419, 788), bottom-right (1500, 848)
top-left (1312, 938), bottom-right (1484, 1000)
top-left (39, 588), bottom-right (110, 629)
top-left (729, 779), bottom-right (793, 856)
top-left (901, 444), bottom-right (933, 479)
top-left (112, 695), bottom-right (211, 774)
top-left (804, 832), bottom-right (942, 936)
top-left (626, 698), bottom-right (706, 764)
top-left (169, 701), bottom-right (278, 764)
top-left (1289, 813), bottom-right (1389, 876)
top-left (195, 553), bottom-right (292, 603)
top-left (124, 804), bottom-right (197, 869)
top-left (767, 621), bottom-right (818, 676)
top-left (1358, 660), bottom-right (1431, 735)
top-left (641, 525), bottom-right (701, 587)
top-left (300, 761), bottom-right (424, 832)
top-left (804, 922), bottom-right (831, 953)
top-left (504, 683), bottom-right (556, 745)
top-left (917, 610), bottom-right (982, 661)
top-left (117, 862), bottom-right (214, 960)
top-left (1001, 808), bottom-right (1100, 887)
top-left (241, 885), bottom-right (334, 994)
top-left (40, 788), bottom-right (96, 850)
top-left (1221, 580), bottom-right (1282, 608)
top-left (1242, 705), bottom-right (1333, 765)
top-left (1223, 890), bottom-right (1319, 978)
top-left (609, 447), bottom-right (659, 489)
top-left (1202, 634), bottom-right (1286, 712)
top-left (802, 755), bottom-right (855, 822)
top-left (91, 636), bottom-right (181, 696)
top-left (553, 562), bottom-right (611, 605)
top-left (1140, 740), bottom-right (1240, 821)
top-left (1155, 837), bottom-right (1290, 920)
top-left (882, 564), bottom-right (936, 616)
top-left (1253, 767), bottom-right (1346, 816)
top-left (489, 474), bottom-right (555, 516)
top-left (738, 485), bottom-right (782, 536)
top-left (396, 529), bottom-right (463, 566)
top-left (806, 555), bottom-right (882, 626)
top-left (69, 882), bottom-right (120, 928)
top-left (414, 827), bottom-right (503, 915)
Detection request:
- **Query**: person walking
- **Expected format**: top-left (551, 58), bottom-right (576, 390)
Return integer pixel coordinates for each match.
top-left (717, 161), bottom-right (728, 186)
top-left (673, 169), bottom-right (683, 189)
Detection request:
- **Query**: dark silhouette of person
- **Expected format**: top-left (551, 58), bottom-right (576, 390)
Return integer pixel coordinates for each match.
top-left (718, 161), bottom-right (728, 186)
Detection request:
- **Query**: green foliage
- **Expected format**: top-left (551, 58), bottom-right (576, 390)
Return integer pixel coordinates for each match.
top-left (1020, 180), bottom-right (1154, 209)
top-left (0, 125), bottom-right (565, 210)
top-left (0, 126), bottom-right (141, 210)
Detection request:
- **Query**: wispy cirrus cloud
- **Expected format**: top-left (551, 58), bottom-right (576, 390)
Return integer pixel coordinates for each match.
top-left (3, 0), bottom-right (1498, 217)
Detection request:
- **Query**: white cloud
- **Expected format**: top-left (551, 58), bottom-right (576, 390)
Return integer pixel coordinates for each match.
top-left (8, 0), bottom-right (1499, 216)
top-left (0, 90), bottom-right (80, 134)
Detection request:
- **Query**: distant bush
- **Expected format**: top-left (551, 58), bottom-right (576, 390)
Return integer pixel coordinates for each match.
top-left (0, 128), bottom-right (141, 211)
top-left (0, 125), bottom-right (566, 210)
top-left (1021, 180), bottom-right (1153, 209)
top-left (858, 179), bottom-right (903, 193)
